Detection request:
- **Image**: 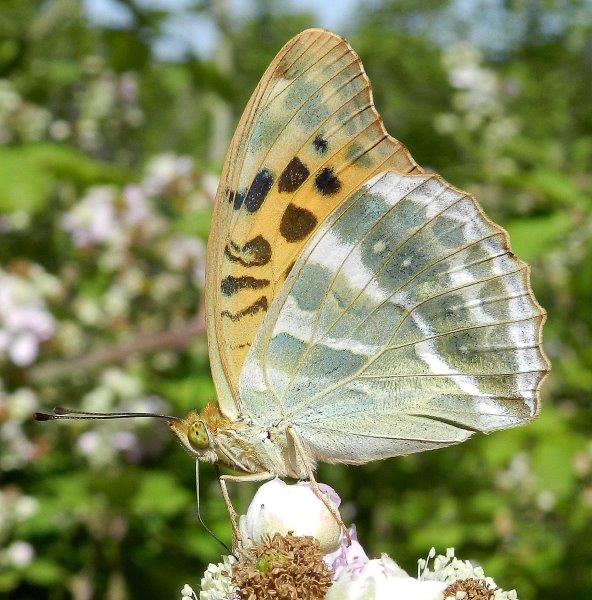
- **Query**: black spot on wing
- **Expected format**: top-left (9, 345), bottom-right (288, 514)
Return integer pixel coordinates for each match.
top-left (315, 167), bottom-right (341, 196)
top-left (244, 169), bottom-right (274, 213)
top-left (278, 157), bottom-right (310, 193)
top-left (224, 235), bottom-right (272, 267)
top-left (233, 189), bottom-right (246, 211)
top-left (313, 134), bottom-right (328, 154)
top-left (221, 296), bottom-right (268, 322)
top-left (280, 203), bottom-right (318, 242)
top-left (226, 188), bottom-right (246, 211)
top-left (221, 275), bottom-right (270, 296)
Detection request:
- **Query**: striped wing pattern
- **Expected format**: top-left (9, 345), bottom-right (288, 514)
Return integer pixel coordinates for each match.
top-left (207, 29), bottom-right (419, 416)
top-left (239, 172), bottom-right (549, 463)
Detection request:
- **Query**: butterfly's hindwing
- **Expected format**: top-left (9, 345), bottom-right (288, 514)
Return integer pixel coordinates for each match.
top-left (239, 172), bottom-right (548, 463)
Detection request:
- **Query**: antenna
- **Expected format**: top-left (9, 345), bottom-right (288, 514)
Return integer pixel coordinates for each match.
top-left (34, 407), bottom-right (231, 551)
top-left (34, 407), bottom-right (182, 422)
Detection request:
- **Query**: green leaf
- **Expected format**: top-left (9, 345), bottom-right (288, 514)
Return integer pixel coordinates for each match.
top-left (505, 212), bottom-right (572, 261)
top-left (0, 570), bottom-right (18, 593)
top-left (0, 144), bottom-right (130, 213)
top-left (24, 558), bottom-right (64, 586)
top-left (0, 147), bottom-right (54, 213)
top-left (158, 375), bottom-right (215, 413)
top-left (172, 208), bottom-right (212, 240)
top-left (131, 472), bottom-right (190, 517)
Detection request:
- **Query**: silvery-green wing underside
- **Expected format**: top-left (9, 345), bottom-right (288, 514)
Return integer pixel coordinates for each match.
top-left (239, 171), bottom-right (549, 464)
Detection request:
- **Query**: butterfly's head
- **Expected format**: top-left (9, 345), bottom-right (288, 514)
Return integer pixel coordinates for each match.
top-left (169, 411), bottom-right (218, 463)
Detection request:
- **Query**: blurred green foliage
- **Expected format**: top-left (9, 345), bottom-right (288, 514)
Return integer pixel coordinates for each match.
top-left (0, 0), bottom-right (591, 598)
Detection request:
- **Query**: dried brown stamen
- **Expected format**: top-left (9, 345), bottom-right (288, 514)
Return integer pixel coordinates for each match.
top-left (231, 533), bottom-right (332, 600)
top-left (443, 578), bottom-right (495, 599)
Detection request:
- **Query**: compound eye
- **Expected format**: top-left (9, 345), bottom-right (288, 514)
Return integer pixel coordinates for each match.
top-left (187, 421), bottom-right (209, 451)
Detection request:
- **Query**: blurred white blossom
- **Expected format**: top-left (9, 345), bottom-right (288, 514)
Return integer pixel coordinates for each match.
top-left (164, 235), bottom-right (206, 283)
top-left (0, 488), bottom-right (39, 540)
top-left (3, 540), bottom-right (35, 569)
top-left (62, 184), bottom-right (153, 248)
top-left (74, 377), bottom-right (169, 467)
top-left (49, 119), bottom-right (71, 140)
top-left (0, 269), bottom-right (56, 366)
top-left (143, 153), bottom-right (194, 196)
top-left (435, 40), bottom-right (521, 176)
top-left (0, 387), bottom-right (39, 474)
top-left (62, 186), bottom-right (119, 247)
top-left (121, 185), bottom-right (149, 226)
top-left (0, 79), bottom-right (50, 142)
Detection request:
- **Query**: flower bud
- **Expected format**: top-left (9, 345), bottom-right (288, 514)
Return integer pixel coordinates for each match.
top-left (238, 479), bottom-right (342, 554)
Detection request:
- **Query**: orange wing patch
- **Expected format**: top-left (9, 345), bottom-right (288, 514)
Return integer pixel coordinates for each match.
top-left (206, 29), bottom-right (423, 414)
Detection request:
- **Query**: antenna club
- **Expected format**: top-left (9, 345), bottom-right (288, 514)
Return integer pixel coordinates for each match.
top-left (33, 412), bottom-right (55, 421)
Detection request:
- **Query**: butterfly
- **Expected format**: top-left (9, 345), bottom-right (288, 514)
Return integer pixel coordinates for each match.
top-left (37, 29), bottom-right (549, 547)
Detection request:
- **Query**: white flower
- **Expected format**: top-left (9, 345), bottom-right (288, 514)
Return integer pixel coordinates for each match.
top-left (202, 173), bottom-right (219, 203)
top-left (77, 431), bottom-right (101, 455)
top-left (239, 479), bottom-right (342, 554)
top-left (421, 548), bottom-right (519, 600)
top-left (62, 186), bottom-right (119, 247)
top-left (4, 541), bottom-right (35, 568)
top-left (164, 235), bottom-right (206, 273)
top-left (6, 388), bottom-right (38, 421)
top-left (119, 72), bottom-right (138, 103)
top-left (199, 555), bottom-right (238, 600)
top-left (327, 553), bottom-right (446, 600)
top-left (0, 270), bottom-right (55, 366)
top-left (14, 495), bottom-right (39, 521)
top-left (143, 153), bottom-right (194, 196)
top-left (0, 80), bottom-right (21, 114)
top-left (181, 584), bottom-right (198, 599)
top-left (49, 119), bottom-right (71, 140)
top-left (9, 332), bottom-right (39, 366)
top-left (121, 185), bottom-right (149, 226)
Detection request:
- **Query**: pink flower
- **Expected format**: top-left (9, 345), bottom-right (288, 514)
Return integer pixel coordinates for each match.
top-left (324, 525), bottom-right (369, 576)
top-left (326, 554), bottom-right (446, 600)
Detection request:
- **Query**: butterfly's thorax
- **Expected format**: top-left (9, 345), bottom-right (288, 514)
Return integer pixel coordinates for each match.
top-left (211, 418), bottom-right (308, 479)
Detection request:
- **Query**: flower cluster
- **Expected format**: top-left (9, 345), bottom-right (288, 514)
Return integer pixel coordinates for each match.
top-left (0, 62), bottom-right (142, 149)
top-left (61, 184), bottom-right (154, 249)
top-left (434, 41), bottom-right (521, 178)
top-left (421, 547), bottom-right (517, 600)
top-left (0, 487), bottom-right (38, 571)
top-left (0, 80), bottom-right (51, 144)
top-left (185, 481), bottom-right (519, 600)
top-left (0, 267), bottom-right (59, 367)
top-left (0, 386), bottom-right (40, 470)
top-left (73, 368), bottom-right (171, 468)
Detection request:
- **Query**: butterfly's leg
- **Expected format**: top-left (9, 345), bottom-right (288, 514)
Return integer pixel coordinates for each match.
top-left (286, 426), bottom-right (351, 545)
top-left (216, 470), bottom-right (275, 548)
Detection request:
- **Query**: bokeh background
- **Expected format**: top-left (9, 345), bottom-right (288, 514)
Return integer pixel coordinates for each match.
top-left (1, 0), bottom-right (591, 598)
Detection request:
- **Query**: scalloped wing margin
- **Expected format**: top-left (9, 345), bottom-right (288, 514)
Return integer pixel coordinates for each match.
top-left (239, 171), bottom-right (549, 463)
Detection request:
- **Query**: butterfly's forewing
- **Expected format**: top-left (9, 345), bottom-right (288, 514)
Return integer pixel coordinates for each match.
top-left (206, 29), bottom-right (420, 416)
top-left (239, 172), bottom-right (549, 462)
